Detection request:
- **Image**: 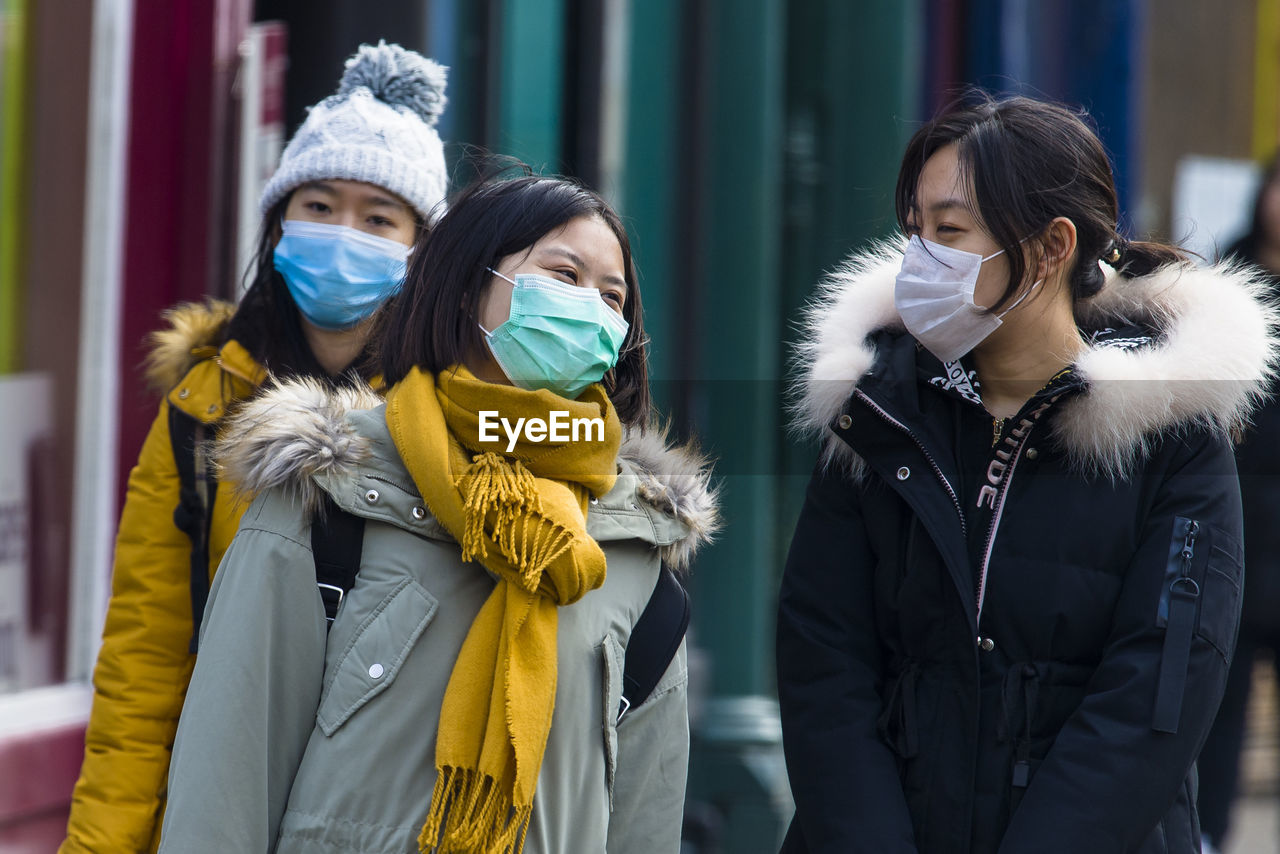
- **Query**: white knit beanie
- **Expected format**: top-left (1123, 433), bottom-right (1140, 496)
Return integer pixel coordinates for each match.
top-left (259, 41), bottom-right (448, 222)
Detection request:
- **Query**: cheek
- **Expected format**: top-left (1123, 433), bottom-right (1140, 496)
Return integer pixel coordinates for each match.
top-left (972, 264), bottom-right (1007, 310)
top-left (393, 220), bottom-right (418, 247)
top-left (477, 283), bottom-right (512, 331)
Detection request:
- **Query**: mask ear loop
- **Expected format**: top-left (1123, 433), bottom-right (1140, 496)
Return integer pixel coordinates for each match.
top-left (477, 267), bottom-right (520, 335)
top-left (992, 234), bottom-right (1052, 318)
top-left (995, 278), bottom-right (1044, 318)
top-left (486, 267), bottom-right (518, 287)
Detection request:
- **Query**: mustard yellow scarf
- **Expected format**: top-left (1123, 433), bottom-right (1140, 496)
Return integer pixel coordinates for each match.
top-left (384, 365), bottom-right (622, 854)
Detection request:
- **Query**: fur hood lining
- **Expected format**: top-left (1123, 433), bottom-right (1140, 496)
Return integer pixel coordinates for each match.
top-left (793, 240), bottom-right (1280, 475)
top-left (215, 379), bottom-right (720, 571)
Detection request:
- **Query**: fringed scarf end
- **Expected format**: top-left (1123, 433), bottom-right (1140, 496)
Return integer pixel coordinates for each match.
top-left (419, 767), bottom-right (532, 854)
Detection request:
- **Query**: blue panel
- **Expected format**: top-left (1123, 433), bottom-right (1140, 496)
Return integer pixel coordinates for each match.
top-left (960, 0), bottom-right (1140, 224)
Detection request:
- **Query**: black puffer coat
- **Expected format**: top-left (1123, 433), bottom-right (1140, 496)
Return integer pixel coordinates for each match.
top-left (777, 245), bottom-right (1278, 854)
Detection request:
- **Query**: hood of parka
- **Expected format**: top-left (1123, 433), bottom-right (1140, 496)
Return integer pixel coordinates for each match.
top-left (143, 299), bottom-right (238, 393)
top-left (792, 239), bottom-right (1280, 477)
top-left (214, 378), bottom-right (721, 572)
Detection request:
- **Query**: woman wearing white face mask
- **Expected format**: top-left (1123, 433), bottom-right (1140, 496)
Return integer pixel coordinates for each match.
top-left (62, 42), bottom-right (448, 854)
top-left (777, 94), bottom-right (1280, 854)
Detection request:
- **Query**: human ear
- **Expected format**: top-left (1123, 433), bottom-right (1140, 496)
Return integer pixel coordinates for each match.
top-left (1037, 217), bottom-right (1078, 280)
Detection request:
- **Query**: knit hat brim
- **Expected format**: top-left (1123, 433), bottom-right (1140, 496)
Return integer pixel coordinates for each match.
top-left (259, 142), bottom-right (447, 223)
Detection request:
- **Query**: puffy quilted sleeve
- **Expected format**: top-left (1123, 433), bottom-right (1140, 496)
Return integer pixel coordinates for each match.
top-left (62, 400), bottom-right (198, 854)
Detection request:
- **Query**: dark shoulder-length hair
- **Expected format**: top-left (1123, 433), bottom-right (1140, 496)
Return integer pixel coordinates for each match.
top-left (895, 92), bottom-right (1185, 313)
top-left (379, 172), bottom-right (651, 428)
top-left (222, 196), bottom-right (423, 385)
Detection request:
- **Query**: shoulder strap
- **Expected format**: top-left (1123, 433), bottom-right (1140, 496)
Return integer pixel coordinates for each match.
top-left (170, 407), bottom-right (217, 653)
top-left (621, 566), bottom-right (690, 717)
top-left (308, 499), bottom-right (684, 688)
top-left (311, 494), bottom-right (366, 627)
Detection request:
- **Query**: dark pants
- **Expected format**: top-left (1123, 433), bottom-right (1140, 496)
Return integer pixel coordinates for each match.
top-left (1197, 638), bottom-right (1279, 847)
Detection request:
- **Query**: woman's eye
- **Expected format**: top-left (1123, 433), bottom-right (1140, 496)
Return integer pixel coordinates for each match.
top-left (368, 215), bottom-right (393, 227)
top-left (602, 291), bottom-right (624, 308)
top-left (305, 201), bottom-right (331, 214)
top-left (555, 268), bottom-right (578, 283)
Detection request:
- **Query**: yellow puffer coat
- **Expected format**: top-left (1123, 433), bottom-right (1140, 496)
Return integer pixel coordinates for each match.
top-left (61, 300), bottom-right (266, 853)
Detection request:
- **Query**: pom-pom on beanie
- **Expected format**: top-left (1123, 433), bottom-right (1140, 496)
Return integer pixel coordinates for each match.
top-left (259, 41), bottom-right (448, 222)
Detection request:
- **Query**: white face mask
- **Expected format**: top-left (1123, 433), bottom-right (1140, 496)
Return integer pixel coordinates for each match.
top-left (893, 234), bottom-right (1041, 364)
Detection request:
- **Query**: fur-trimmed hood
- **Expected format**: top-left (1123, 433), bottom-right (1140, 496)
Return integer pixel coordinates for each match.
top-left (216, 378), bottom-right (720, 571)
top-left (794, 240), bottom-right (1280, 474)
top-left (144, 299), bottom-right (237, 393)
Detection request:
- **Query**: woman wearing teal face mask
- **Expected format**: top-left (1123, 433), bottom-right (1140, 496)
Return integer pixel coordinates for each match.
top-left (62, 42), bottom-right (449, 854)
top-left (155, 173), bottom-right (719, 854)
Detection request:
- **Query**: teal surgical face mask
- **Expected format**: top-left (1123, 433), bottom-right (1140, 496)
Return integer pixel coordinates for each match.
top-left (480, 269), bottom-right (630, 399)
top-left (274, 220), bottom-right (409, 330)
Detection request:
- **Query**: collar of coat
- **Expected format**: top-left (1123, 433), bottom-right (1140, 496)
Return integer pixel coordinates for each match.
top-left (215, 378), bottom-right (720, 572)
top-left (144, 299), bottom-right (239, 393)
top-left (793, 239), bottom-right (1280, 477)
top-left (143, 299), bottom-right (267, 423)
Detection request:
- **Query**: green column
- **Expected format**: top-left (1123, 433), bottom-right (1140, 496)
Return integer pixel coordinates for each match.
top-left (494, 0), bottom-right (565, 170)
top-left (683, 0), bottom-right (792, 850)
top-left (620, 0), bottom-right (681, 392)
top-left (776, 0), bottom-right (923, 542)
top-left (0, 0), bottom-right (28, 373)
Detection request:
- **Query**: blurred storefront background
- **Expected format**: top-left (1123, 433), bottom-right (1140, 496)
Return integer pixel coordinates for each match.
top-left (2, 1), bottom-right (1278, 850)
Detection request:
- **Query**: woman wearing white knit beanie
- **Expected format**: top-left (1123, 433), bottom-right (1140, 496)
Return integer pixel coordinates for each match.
top-left (60, 41), bottom-right (449, 854)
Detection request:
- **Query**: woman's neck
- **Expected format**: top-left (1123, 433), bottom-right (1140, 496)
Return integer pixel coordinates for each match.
top-left (970, 292), bottom-right (1084, 420)
top-left (302, 318), bottom-right (373, 377)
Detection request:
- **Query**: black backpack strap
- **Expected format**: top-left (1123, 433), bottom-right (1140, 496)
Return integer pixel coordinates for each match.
top-left (620, 566), bottom-right (690, 720)
top-left (310, 494), bottom-right (366, 627)
top-left (170, 407), bottom-right (217, 653)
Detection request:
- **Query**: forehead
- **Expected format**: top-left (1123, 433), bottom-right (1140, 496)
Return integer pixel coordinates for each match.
top-left (534, 215), bottom-right (623, 265)
top-left (297, 179), bottom-right (411, 208)
top-left (916, 144), bottom-right (972, 210)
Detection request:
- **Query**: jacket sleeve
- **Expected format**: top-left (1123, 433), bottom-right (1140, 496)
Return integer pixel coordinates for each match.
top-left (157, 493), bottom-right (328, 853)
top-left (776, 463), bottom-right (918, 854)
top-left (605, 641), bottom-right (690, 854)
top-left (998, 430), bottom-right (1243, 853)
top-left (62, 401), bottom-right (197, 854)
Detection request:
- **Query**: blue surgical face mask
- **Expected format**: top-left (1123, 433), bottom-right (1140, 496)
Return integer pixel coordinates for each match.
top-left (273, 220), bottom-right (410, 330)
top-left (480, 269), bottom-right (630, 399)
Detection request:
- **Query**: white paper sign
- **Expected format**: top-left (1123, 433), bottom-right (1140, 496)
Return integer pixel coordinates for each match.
top-left (0, 373), bottom-right (53, 692)
top-left (1171, 155), bottom-right (1261, 262)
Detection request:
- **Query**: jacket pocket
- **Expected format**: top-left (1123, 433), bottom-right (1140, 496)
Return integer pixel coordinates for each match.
top-left (316, 577), bottom-right (438, 736)
top-left (600, 632), bottom-right (625, 812)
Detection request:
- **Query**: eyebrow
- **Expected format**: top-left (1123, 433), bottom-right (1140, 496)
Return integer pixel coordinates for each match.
top-left (927, 197), bottom-right (974, 216)
top-left (541, 247), bottom-right (627, 288)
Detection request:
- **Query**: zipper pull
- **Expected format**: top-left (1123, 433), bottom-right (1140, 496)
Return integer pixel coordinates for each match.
top-left (991, 417), bottom-right (1006, 447)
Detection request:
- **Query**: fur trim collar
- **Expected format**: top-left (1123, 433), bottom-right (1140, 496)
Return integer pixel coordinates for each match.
top-left (794, 240), bottom-right (1280, 475)
top-left (216, 378), bottom-right (720, 571)
top-left (144, 299), bottom-right (237, 392)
